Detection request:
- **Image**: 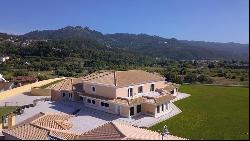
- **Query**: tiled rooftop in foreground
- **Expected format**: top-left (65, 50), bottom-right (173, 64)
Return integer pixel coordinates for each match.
top-left (2, 112), bottom-right (186, 140)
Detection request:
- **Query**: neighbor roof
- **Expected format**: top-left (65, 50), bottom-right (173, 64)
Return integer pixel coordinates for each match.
top-left (82, 70), bottom-right (165, 87)
top-left (2, 112), bottom-right (80, 140)
top-left (77, 121), bottom-right (186, 140)
top-left (12, 76), bottom-right (38, 82)
top-left (3, 113), bottom-right (185, 140)
top-left (0, 82), bottom-right (13, 91)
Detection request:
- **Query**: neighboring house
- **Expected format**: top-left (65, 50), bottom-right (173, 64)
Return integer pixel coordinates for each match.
top-left (0, 56), bottom-right (10, 63)
top-left (0, 82), bottom-right (14, 92)
top-left (51, 70), bottom-right (179, 118)
top-left (2, 112), bottom-right (185, 140)
top-left (12, 76), bottom-right (38, 86)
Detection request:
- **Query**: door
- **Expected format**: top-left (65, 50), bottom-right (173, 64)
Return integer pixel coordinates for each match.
top-left (137, 104), bottom-right (142, 113)
top-left (130, 107), bottom-right (134, 116)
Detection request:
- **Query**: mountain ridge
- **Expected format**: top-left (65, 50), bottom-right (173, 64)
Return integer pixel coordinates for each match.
top-left (1, 26), bottom-right (249, 60)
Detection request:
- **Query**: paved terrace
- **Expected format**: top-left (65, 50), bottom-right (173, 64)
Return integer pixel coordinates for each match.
top-left (0, 92), bottom-right (50, 106)
top-left (13, 92), bottom-right (190, 133)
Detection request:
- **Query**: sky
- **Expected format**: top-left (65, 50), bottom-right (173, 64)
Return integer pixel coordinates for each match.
top-left (0, 0), bottom-right (249, 43)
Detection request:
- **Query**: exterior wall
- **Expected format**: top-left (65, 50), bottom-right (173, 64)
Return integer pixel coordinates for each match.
top-left (119, 105), bottom-right (130, 117)
top-left (142, 103), bottom-right (156, 116)
top-left (51, 90), bottom-right (61, 101)
top-left (7, 114), bottom-right (15, 128)
top-left (82, 96), bottom-right (118, 115)
top-left (30, 88), bottom-right (51, 96)
top-left (83, 83), bottom-right (116, 99)
top-left (51, 90), bottom-right (79, 101)
top-left (116, 81), bottom-right (167, 98)
top-left (154, 102), bottom-right (170, 118)
top-left (173, 88), bottom-right (178, 96)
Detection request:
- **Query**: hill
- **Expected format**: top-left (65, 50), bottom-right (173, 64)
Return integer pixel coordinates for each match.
top-left (2, 26), bottom-right (249, 60)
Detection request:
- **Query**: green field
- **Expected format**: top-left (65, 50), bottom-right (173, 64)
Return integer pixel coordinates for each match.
top-left (150, 85), bottom-right (249, 140)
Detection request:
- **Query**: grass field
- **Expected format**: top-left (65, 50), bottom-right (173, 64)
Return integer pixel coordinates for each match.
top-left (0, 106), bottom-right (17, 123)
top-left (150, 85), bottom-right (249, 140)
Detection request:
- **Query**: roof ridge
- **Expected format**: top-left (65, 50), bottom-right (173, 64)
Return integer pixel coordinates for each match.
top-left (110, 121), bottom-right (127, 138)
top-left (54, 120), bottom-right (72, 130)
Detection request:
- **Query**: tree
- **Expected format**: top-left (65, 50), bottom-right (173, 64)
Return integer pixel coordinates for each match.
top-left (197, 74), bottom-right (213, 84)
top-left (184, 73), bottom-right (197, 83)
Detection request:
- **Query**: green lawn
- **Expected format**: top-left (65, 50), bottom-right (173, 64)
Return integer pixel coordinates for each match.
top-left (150, 85), bottom-right (249, 140)
top-left (0, 106), bottom-right (17, 123)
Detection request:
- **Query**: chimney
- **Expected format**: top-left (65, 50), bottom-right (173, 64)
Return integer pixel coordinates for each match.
top-left (7, 113), bottom-right (15, 128)
top-left (114, 71), bottom-right (117, 86)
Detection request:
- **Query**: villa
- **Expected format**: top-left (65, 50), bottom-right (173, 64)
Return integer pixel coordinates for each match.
top-left (50, 70), bottom-right (179, 118)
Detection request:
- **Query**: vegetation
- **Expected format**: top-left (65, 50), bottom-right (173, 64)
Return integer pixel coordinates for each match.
top-left (150, 85), bottom-right (249, 140)
top-left (0, 26), bottom-right (248, 87)
top-left (0, 106), bottom-right (17, 123)
top-left (23, 26), bottom-right (249, 60)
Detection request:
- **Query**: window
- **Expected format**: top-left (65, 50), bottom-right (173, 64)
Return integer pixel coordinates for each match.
top-left (68, 93), bottom-right (72, 98)
top-left (130, 107), bottom-right (135, 116)
top-left (62, 93), bottom-right (65, 97)
top-left (137, 105), bottom-right (141, 113)
top-left (128, 87), bottom-right (133, 97)
top-left (92, 86), bottom-right (96, 92)
top-left (150, 84), bottom-right (155, 91)
top-left (92, 100), bottom-right (95, 104)
top-left (87, 99), bottom-right (91, 103)
top-left (162, 104), bottom-right (164, 111)
top-left (104, 103), bottom-right (109, 107)
top-left (157, 106), bottom-right (160, 113)
top-left (138, 86), bottom-right (143, 93)
top-left (101, 102), bottom-right (105, 107)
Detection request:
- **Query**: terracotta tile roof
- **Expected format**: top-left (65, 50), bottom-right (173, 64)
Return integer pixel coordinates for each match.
top-left (153, 94), bottom-right (176, 104)
top-left (114, 97), bottom-right (147, 106)
top-left (163, 84), bottom-right (177, 91)
top-left (113, 94), bottom-right (175, 106)
top-left (49, 78), bottom-right (83, 91)
top-left (78, 121), bottom-right (186, 140)
top-left (12, 76), bottom-right (38, 83)
top-left (83, 70), bottom-right (165, 87)
top-left (77, 122), bottom-right (126, 140)
top-left (31, 113), bottom-right (73, 130)
top-left (115, 70), bottom-right (165, 87)
top-left (2, 113), bottom-right (77, 140)
top-left (113, 121), bottom-right (186, 140)
top-left (14, 112), bottom-right (45, 127)
top-left (49, 130), bottom-right (80, 140)
top-left (3, 124), bottom-right (50, 140)
top-left (3, 113), bottom-right (186, 140)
